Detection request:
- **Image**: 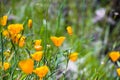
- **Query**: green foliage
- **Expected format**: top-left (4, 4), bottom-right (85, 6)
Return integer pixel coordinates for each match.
top-left (0, 0), bottom-right (120, 80)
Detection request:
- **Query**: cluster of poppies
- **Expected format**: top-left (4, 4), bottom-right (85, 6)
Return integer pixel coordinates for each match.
top-left (0, 15), bottom-right (78, 79)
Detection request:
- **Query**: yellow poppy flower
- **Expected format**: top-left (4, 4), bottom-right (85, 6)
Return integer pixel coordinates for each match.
top-left (69, 52), bottom-right (78, 62)
top-left (2, 30), bottom-right (10, 38)
top-left (28, 19), bottom-right (32, 29)
top-left (4, 62), bottom-right (10, 71)
top-left (31, 51), bottom-right (43, 61)
top-left (18, 37), bottom-right (26, 47)
top-left (12, 34), bottom-right (21, 43)
top-left (0, 15), bottom-right (8, 26)
top-left (19, 59), bottom-right (34, 74)
top-left (34, 40), bottom-right (42, 45)
top-left (12, 34), bottom-right (26, 47)
top-left (117, 68), bottom-right (120, 76)
top-left (109, 51), bottom-right (120, 62)
top-left (66, 26), bottom-right (73, 35)
top-left (33, 65), bottom-right (49, 79)
top-left (34, 40), bottom-right (42, 51)
top-left (50, 36), bottom-right (65, 47)
top-left (8, 24), bottom-right (23, 35)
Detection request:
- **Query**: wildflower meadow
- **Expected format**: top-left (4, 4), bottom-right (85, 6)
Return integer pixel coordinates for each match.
top-left (0, 0), bottom-right (120, 80)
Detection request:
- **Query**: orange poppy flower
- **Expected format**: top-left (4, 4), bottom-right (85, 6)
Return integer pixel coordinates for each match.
top-left (12, 34), bottom-right (26, 47)
top-left (31, 51), bottom-right (43, 61)
top-left (19, 59), bottom-right (34, 74)
top-left (69, 52), bottom-right (78, 62)
top-left (33, 65), bottom-right (49, 80)
top-left (109, 51), bottom-right (120, 62)
top-left (18, 38), bottom-right (26, 47)
top-left (8, 24), bottom-right (23, 35)
top-left (50, 36), bottom-right (65, 47)
top-left (34, 40), bottom-right (42, 51)
top-left (34, 40), bottom-right (42, 45)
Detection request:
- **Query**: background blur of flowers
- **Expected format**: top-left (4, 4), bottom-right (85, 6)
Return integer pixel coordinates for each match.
top-left (0, 0), bottom-right (120, 80)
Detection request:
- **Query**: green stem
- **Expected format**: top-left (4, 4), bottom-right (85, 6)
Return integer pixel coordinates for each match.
top-left (10, 40), bottom-right (18, 80)
top-left (66, 59), bottom-right (69, 70)
top-left (25, 48), bottom-right (31, 57)
top-left (46, 69), bottom-right (57, 79)
top-left (55, 0), bottom-right (66, 35)
top-left (54, 48), bottom-right (59, 66)
top-left (44, 20), bottom-right (48, 64)
top-left (42, 0), bottom-right (48, 64)
top-left (1, 32), bottom-right (4, 80)
top-left (1, 32), bottom-right (4, 66)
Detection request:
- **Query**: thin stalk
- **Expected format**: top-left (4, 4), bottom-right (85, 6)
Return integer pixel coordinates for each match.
top-left (25, 48), bottom-right (31, 57)
top-left (1, 32), bottom-right (4, 80)
top-left (46, 69), bottom-right (59, 79)
top-left (10, 40), bottom-right (18, 80)
top-left (44, 18), bottom-right (48, 64)
top-left (1, 33), bottom-right (4, 66)
top-left (55, 0), bottom-right (66, 35)
top-left (42, 0), bottom-right (48, 65)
